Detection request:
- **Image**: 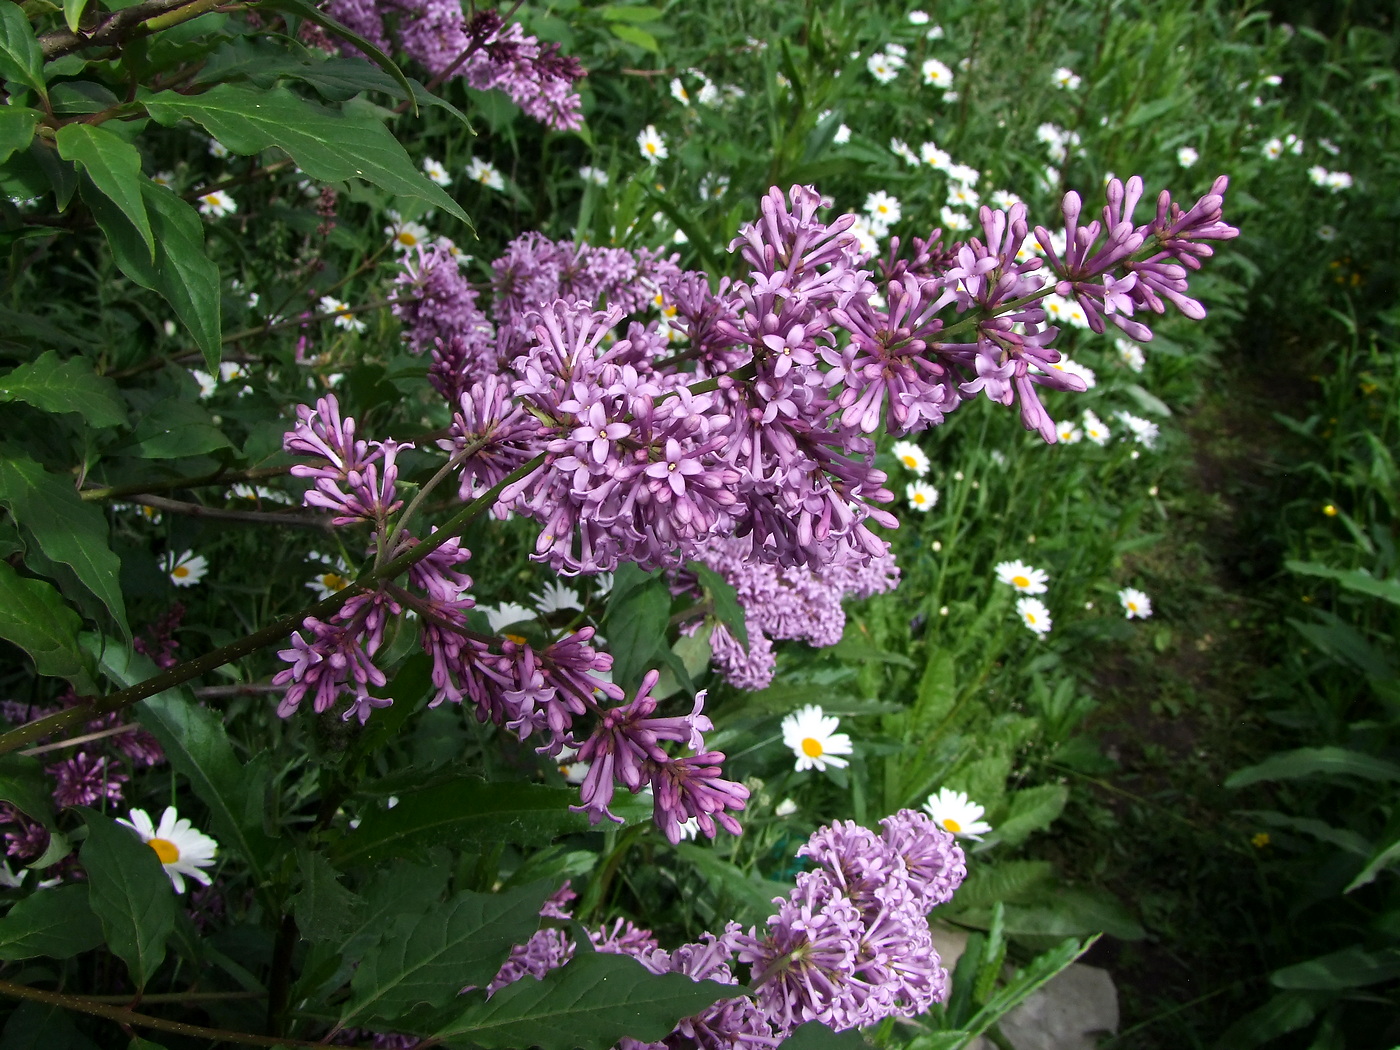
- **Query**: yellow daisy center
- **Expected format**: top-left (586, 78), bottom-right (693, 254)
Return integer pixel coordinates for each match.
top-left (801, 738), bottom-right (824, 758)
top-left (505, 633), bottom-right (528, 645)
top-left (914, 494), bottom-right (927, 505)
top-left (900, 454), bottom-right (918, 467)
top-left (646, 143), bottom-right (657, 154)
top-left (943, 818), bottom-right (961, 833)
top-left (1012, 574), bottom-right (1030, 588)
top-left (1127, 601), bottom-right (1140, 612)
top-left (397, 231), bottom-right (418, 246)
top-left (321, 573), bottom-right (347, 591)
top-left (148, 837), bottom-right (180, 864)
top-left (172, 565), bottom-right (190, 579)
top-left (1025, 612), bottom-right (1039, 625)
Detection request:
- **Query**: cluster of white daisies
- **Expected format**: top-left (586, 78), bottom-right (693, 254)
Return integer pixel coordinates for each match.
top-left (996, 558), bottom-right (1154, 637)
top-left (780, 703), bottom-right (993, 838)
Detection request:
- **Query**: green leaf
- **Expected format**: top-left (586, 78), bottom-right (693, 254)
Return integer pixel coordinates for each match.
top-left (992, 784), bottom-right (1069, 847)
top-left (0, 754), bottom-right (56, 829)
top-left (82, 180), bottom-right (222, 371)
top-left (63, 0), bottom-right (89, 33)
top-left (1242, 811), bottom-right (1372, 856)
top-left (335, 779), bottom-right (612, 866)
top-left (947, 938), bottom-right (1091, 1049)
top-left (1124, 382), bottom-right (1172, 418)
top-left (1212, 991), bottom-right (1326, 1050)
top-left (603, 572), bottom-right (671, 693)
top-left (1271, 946), bottom-right (1400, 990)
top-left (142, 84), bottom-right (467, 223)
top-left (135, 690), bottom-right (279, 887)
top-left (58, 123), bottom-right (154, 259)
top-left (609, 23), bottom-right (660, 53)
top-left (79, 808), bottom-right (176, 988)
top-left (1286, 559), bottom-right (1400, 607)
top-left (674, 843), bottom-right (792, 925)
top-left (690, 562), bottom-right (747, 650)
top-left (1344, 833), bottom-right (1400, 893)
top-left (122, 397), bottom-right (231, 458)
top-left (0, 5), bottom-right (47, 101)
top-left (600, 5), bottom-right (665, 22)
top-left (994, 889), bottom-right (1145, 941)
top-left (0, 884), bottom-right (105, 960)
top-left (0, 451), bottom-right (128, 637)
top-left (0, 351), bottom-right (126, 428)
top-left (776, 1022), bottom-right (866, 1050)
top-left (252, 0), bottom-right (417, 110)
top-left (0, 562), bottom-right (95, 690)
top-left (0, 1001), bottom-right (100, 1050)
top-left (652, 622), bottom-right (713, 700)
top-left (342, 881), bottom-right (553, 1025)
top-left (948, 861), bottom-right (1054, 913)
top-left (1226, 746), bottom-right (1400, 789)
top-left (0, 107), bottom-right (40, 165)
top-left (434, 952), bottom-right (735, 1050)
top-left (290, 848), bottom-right (361, 944)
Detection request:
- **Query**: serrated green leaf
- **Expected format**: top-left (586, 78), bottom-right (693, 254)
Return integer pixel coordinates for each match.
top-left (434, 952), bottom-right (734, 1050)
top-left (992, 784), bottom-right (1069, 847)
top-left (290, 848), bottom-right (361, 944)
top-left (0, 884), bottom-right (105, 960)
top-left (79, 809), bottom-right (176, 988)
top-left (0, 350), bottom-right (126, 428)
top-left (1271, 946), bottom-right (1400, 990)
top-left (121, 397), bottom-right (231, 458)
top-left (58, 123), bottom-right (154, 258)
top-left (82, 180), bottom-right (222, 371)
top-left (335, 779), bottom-right (613, 866)
top-left (142, 84), bottom-right (466, 223)
top-left (949, 860), bottom-right (1054, 913)
top-left (134, 690), bottom-right (279, 887)
top-left (0, 5), bottom-right (47, 101)
top-left (0, 107), bottom-right (40, 165)
top-left (0, 754), bottom-right (56, 829)
top-left (63, 0), bottom-right (89, 33)
top-left (690, 562), bottom-right (747, 650)
top-left (1226, 746), bottom-right (1400, 789)
top-left (0, 452), bottom-right (128, 637)
top-left (0, 562), bottom-right (95, 690)
top-left (342, 881), bottom-right (553, 1025)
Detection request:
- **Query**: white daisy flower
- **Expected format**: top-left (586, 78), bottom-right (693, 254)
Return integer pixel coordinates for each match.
top-left (989, 189), bottom-right (1022, 210)
top-left (532, 581), bottom-right (583, 615)
top-left (555, 745), bottom-right (590, 785)
top-left (465, 157), bottom-right (505, 191)
top-left (197, 190), bottom-right (236, 218)
top-left (670, 77), bottom-right (691, 106)
top-left (1324, 171), bottom-right (1353, 192)
top-left (891, 440), bottom-right (930, 475)
top-left (1082, 409), bottom-right (1112, 446)
top-left (833, 123), bottom-right (852, 144)
top-left (484, 602), bottom-right (535, 633)
top-left (1114, 410), bottom-right (1160, 448)
top-left (864, 190), bottom-right (902, 227)
top-left (995, 559), bottom-right (1049, 594)
top-left (926, 24), bottom-right (945, 39)
top-left (306, 553), bottom-right (353, 600)
top-left (847, 215), bottom-right (881, 256)
top-left (1319, 137), bottom-right (1340, 156)
top-left (939, 206), bottom-right (971, 233)
top-left (208, 138), bottom-right (230, 159)
top-left (580, 165), bottom-right (609, 186)
top-left (1317, 224), bottom-right (1337, 242)
top-left (422, 157), bottom-right (452, 187)
top-left (150, 171), bottom-right (175, 189)
top-left (921, 58), bottom-right (954, 88)
top-left (908, 10), bottom-right (930, 23)
top-left (906, 480), bottom-right (939, 511)
top-left (1016, 596), bottom-right (1053, 635)
top-left (946, 162), bottom-right (980, 186)
top-left (919, 142), bottom-right (951, 171)
top-left (923, 787), bottom-right (992, 839)
top-left (385, 219), bottom-right (431, 252)
top-left (164, 550), bottom-right (208, 588)
top-left (1177, 146), bottom-right (1199, 168)
top-left (637, 125), bottom-right (668, 164)
top-left (867, 53), bottom-right (901, 84)
top-left (1052, 67), bottom-right (1082, 90)
top-left (1115, 338), bottom-right (1146, 373)
top-left (1056, 420), bottom-right (1083, 444)
top-left (946, 183), bottom-right (980, 210)
top-left (780, 704), bottom-right (853, 772)
top-left (774, 797), bottom-right (799, 817)
top-left (891, 138), bottom-right (920, 166)
top-left (1261, 138), bottom-right (1283, 160)
top-left (118, 807), bottom-right (218, 893)
top-left (318, 295), bottom-right (365, 333)
top-left (190, 369), bottom-right (217, 399)
top-left (1119, 587), bottom-right (1153, 619)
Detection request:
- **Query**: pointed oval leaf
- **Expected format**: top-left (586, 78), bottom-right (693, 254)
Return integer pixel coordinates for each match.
top-left (0, 107), bottom-right (40, 165)
top-left (0, 351), bottom-right (126, 428)
top-left (0, 560), bottom-right (98, 690)
top-left (57, 123), bottom-right (154, 258)
top-left (1271, 946), bottom-right (1400, 990)
top-left (435, 952), bottom-right (736, 1050)
top-left (0, 883), bottom-right (105, 960)
top-left (0, 5), bottom-right (47, 100)
top-left (0, 753), bottom-right (56, 829)
top-left (78, 809), bottom-right (176, 988)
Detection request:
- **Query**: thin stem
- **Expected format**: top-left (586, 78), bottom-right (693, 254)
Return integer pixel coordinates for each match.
top-left (80, 464), bottom-right (292, 502)
top-left (192, 683), bottom-right (288, 700)
top-left (222, 294), bottom-right (413, 345)
top-left (130, 494), bottom-right (334, 531)
top-left (20, 723), bottom-right (139, 757)
top-left (38, 0), bottom-right (217, 59)
top-left (0, 453), bottom-right (547, 756)
top-left (0, 977), bottom-right (348, 1048)
top-left (383, 438), bottom-right (486, 564)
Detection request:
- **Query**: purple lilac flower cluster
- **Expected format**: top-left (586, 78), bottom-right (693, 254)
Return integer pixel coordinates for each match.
top-left (482, 810), bottom-right (966, 1047)
top-left (279, 397), bottom-right (748, 843)
top-left (320, 3), bottom-right (585, 130)
top-left (0, 694), bottom-right (165, 866)
top-left (682, 537), bottom-right (900, 691)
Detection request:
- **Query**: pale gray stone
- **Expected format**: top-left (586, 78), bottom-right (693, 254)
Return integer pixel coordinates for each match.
top-left (996, 964), bottom-right (1119, 1050)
